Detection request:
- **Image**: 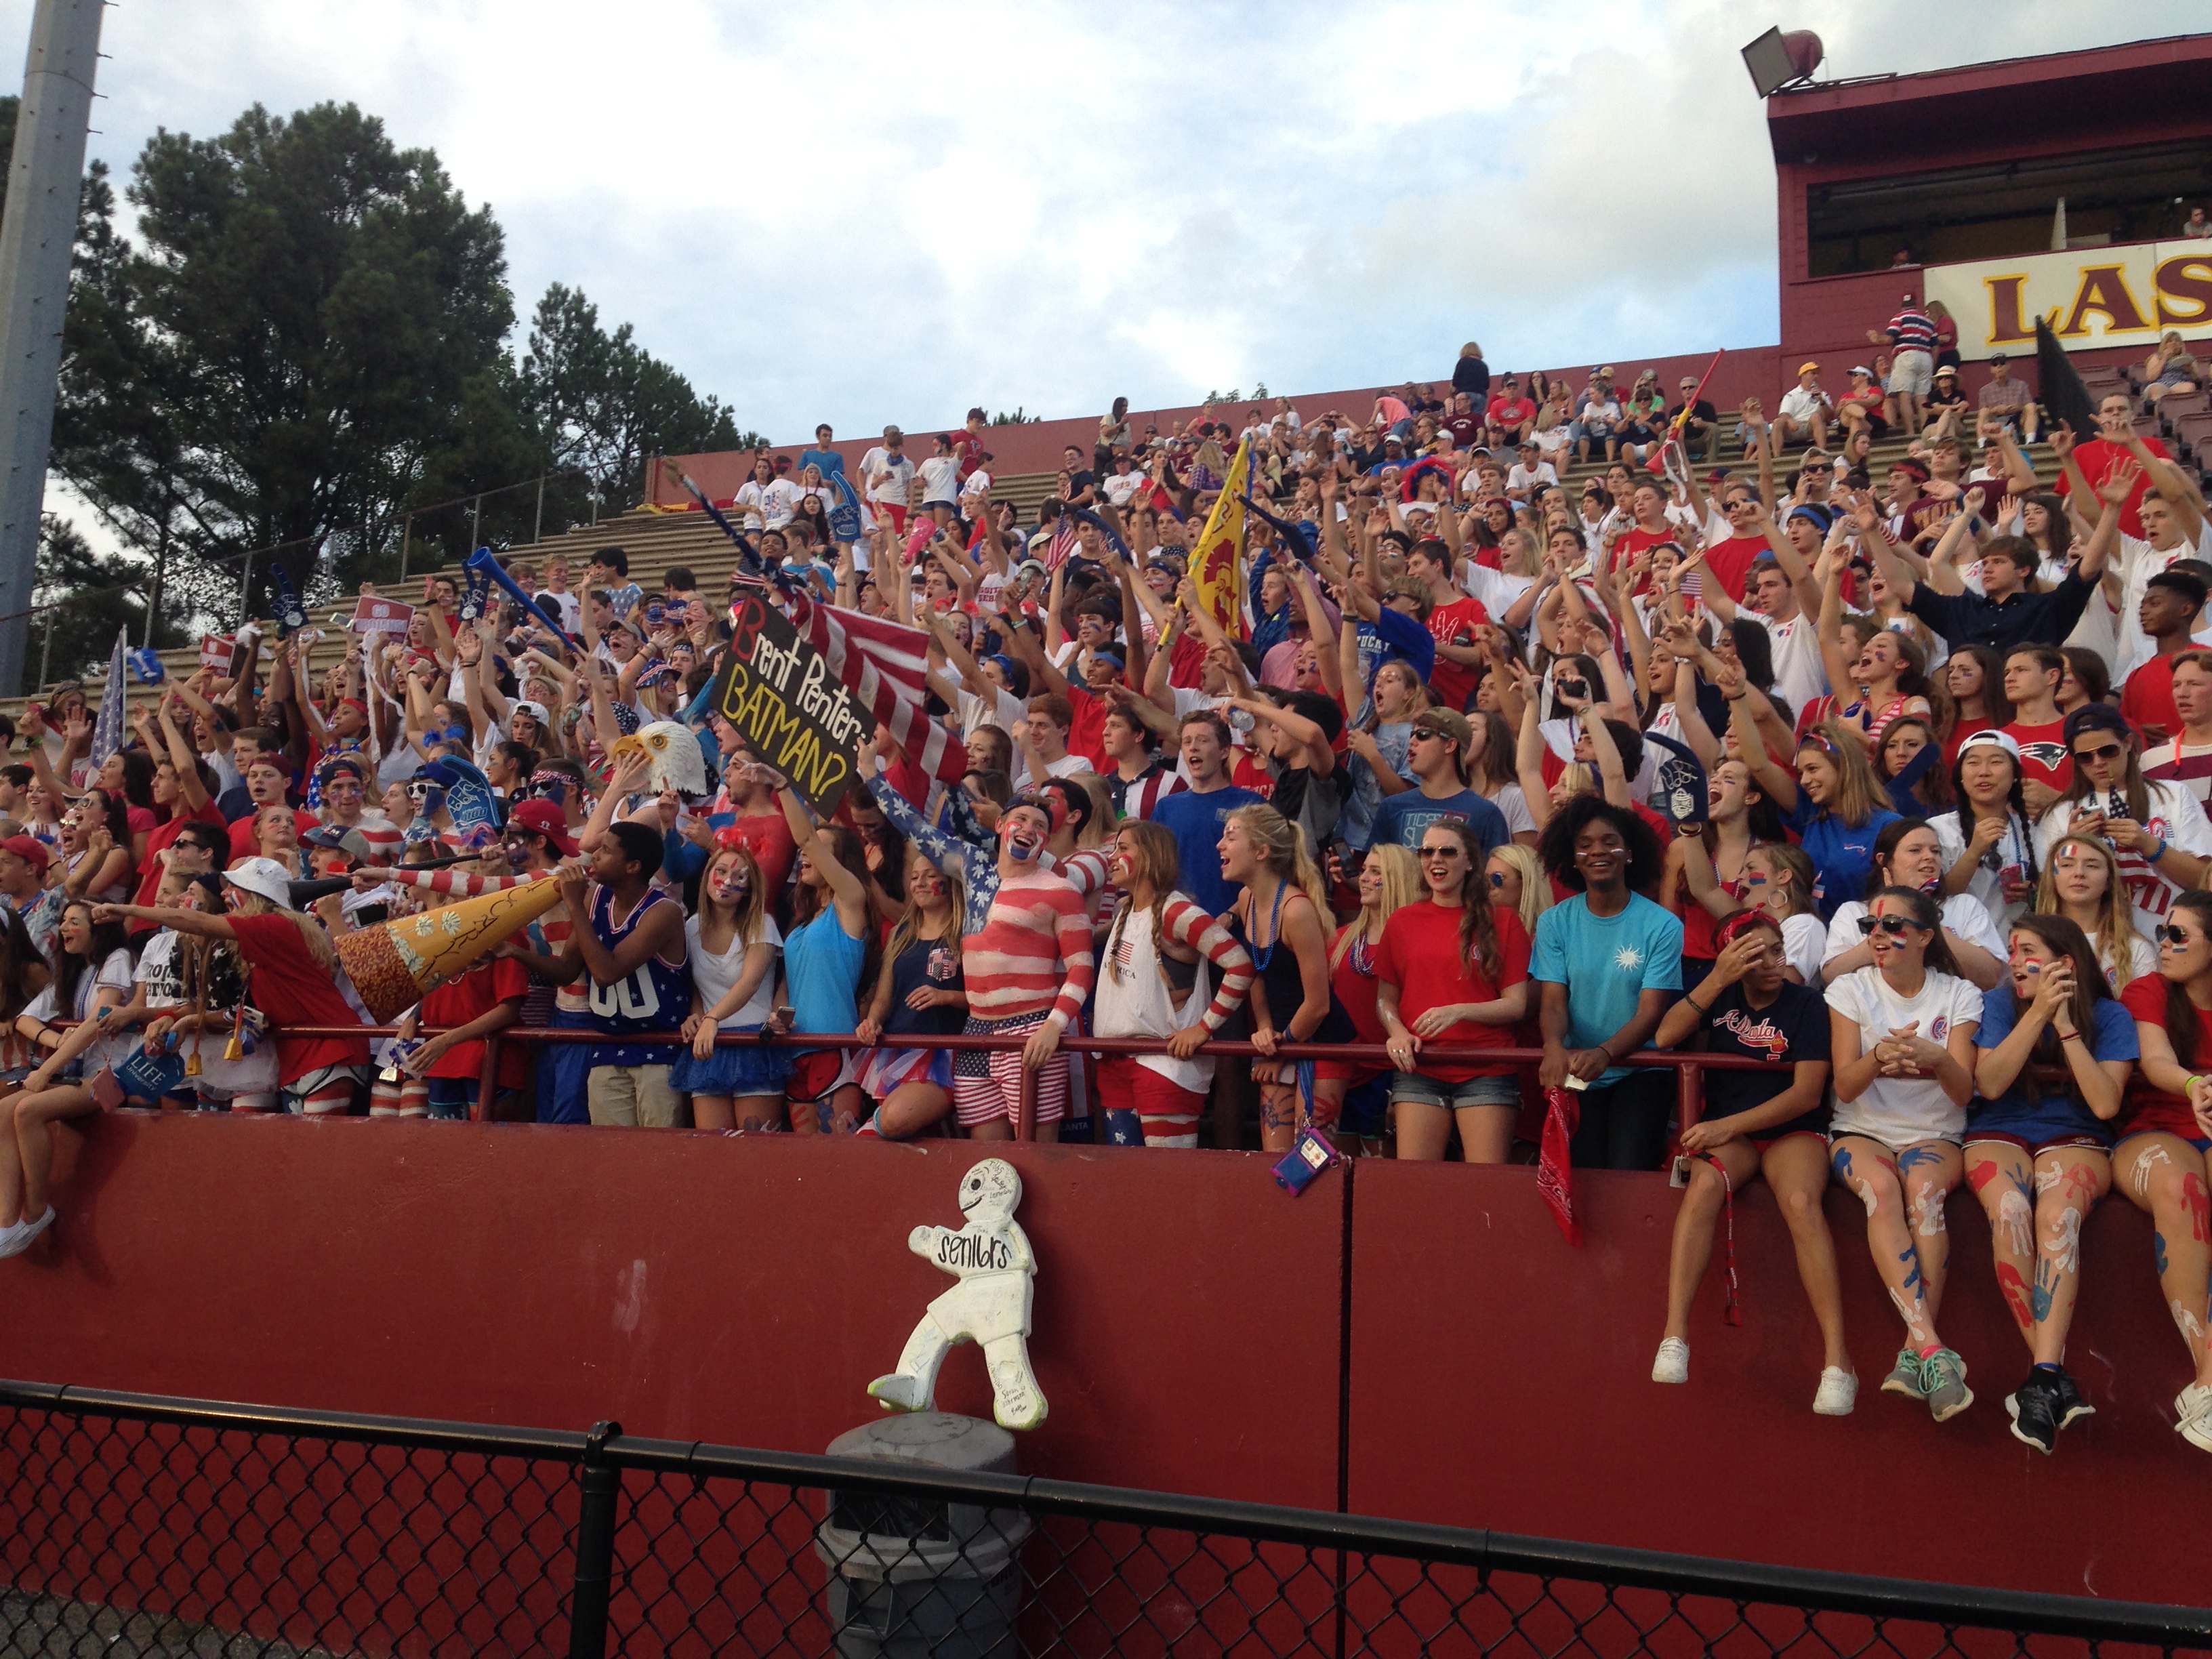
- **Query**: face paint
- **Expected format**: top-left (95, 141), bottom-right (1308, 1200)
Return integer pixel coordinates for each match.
top-left (709, 862), bottom-right (750, 903)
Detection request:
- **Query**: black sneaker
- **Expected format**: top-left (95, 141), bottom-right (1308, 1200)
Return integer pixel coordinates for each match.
top-left (2006, 1370), bottom-right (2058, 1455)
top-left (2051, 1368), bottom-right (2095, 1431)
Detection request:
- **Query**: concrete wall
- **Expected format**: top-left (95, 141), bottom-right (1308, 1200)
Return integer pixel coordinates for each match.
top-left (1, 1113), bottom-right (2205, 1606)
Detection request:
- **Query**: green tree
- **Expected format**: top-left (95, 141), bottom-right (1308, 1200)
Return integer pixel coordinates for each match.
top-left (30, 513), bottom-right (189, 684)
top-left (54, 102), bottom-right (514, 621)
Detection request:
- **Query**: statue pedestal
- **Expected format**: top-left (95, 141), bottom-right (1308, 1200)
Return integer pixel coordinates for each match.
top-left (816, 1414), bottom-right (1029, 1659)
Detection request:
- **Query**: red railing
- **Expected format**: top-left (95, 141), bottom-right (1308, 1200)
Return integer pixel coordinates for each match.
top-left (260, 1026), bottom-right (1786, 1153)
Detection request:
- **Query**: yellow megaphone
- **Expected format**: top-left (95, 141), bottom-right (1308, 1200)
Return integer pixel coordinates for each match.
top-left (333, 875), bottom-right (565, 1023)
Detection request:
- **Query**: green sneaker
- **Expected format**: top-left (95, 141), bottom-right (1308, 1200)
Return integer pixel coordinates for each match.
top-left (1880, 1347), bottom-right (1925, 1399)
top-left (1921, 1347), bottom-right (1973, 1422)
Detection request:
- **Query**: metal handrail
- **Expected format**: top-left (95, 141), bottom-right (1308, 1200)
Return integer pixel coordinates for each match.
top-left (205, 1023), bottom-right (1773, 1149)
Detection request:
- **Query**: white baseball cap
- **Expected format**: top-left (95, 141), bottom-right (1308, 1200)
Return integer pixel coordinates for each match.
top-left (222, 857), bottom-right (298, 910)
top-left (512, 700), bottom-right (550, 725)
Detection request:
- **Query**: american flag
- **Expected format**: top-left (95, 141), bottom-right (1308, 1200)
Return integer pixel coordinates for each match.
top-left (1043, 512), bottom-right (1079, 571)
top-left (86, 628), bottom-right (128, 781)
top-left (783, 592), bottom-right (969, 785)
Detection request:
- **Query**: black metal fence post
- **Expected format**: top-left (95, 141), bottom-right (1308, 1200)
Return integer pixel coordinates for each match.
top-left (567, 1418), bottom-right (623, 1659)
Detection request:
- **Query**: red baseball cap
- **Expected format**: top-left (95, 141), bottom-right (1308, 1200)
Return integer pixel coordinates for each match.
top-left (505, 798), bottom-right (579, 858)
top-left (1, 834), bottom-right (49, 874)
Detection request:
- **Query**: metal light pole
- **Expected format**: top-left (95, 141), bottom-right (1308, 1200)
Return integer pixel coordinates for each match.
top-left (0, 0), bottom-right (103, 695)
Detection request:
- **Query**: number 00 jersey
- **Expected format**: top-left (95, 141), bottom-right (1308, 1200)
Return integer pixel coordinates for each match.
top-left (584, 882), bottom-right (689, 1067)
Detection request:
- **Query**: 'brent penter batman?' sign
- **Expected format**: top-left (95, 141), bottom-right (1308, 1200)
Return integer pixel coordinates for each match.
top-left (706, 594), bottom-right (868, 819)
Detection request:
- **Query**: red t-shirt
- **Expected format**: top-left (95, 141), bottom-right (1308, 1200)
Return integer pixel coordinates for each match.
top-left (2121, 654), bottom-right (2182, 739)
top-left (131, 797), bottom-right (227, 909)
top-left (2118, 974), bottom-right (2209, 1139)
top-left (1374, 902), bottom-right (1532, 1081)
top-left (2060, 435), bottom-right (2172, 539)
top-left (230, 912), bottom-right (373, 1084)
top-left (1700, 534), bottom-right (1767, 603)
top-left (228, 806), bottom-right (321, 863)
top-left (419, 952), bottom-right (530, 1086)
top-left (1332, 941), bottom-right (1385, 1046)
top-left (2003, 718), bottom-right (2072, 794)
top-left (1066, 685), bottom-right (1109, 772)
top-left (1425, 595), bottom-right (1491, 713)
top-left (1486, 396), bottom-right (1536, 431)
top-left (726, 812), bottom-right (795, 897)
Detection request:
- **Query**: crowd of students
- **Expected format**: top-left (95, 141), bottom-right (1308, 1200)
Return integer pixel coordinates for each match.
top-left (0, 346), bottom-right (2207, 1455)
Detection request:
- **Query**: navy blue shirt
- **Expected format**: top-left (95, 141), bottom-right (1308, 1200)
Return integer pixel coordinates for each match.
top-left (1370, 788), bottom-right (1508, 858)
top-left (1152, 785), bottom-right (1263, 916)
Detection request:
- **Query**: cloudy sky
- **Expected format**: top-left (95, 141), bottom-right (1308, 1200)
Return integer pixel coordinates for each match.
top-left (7, 0), bottom-right (2206, 444)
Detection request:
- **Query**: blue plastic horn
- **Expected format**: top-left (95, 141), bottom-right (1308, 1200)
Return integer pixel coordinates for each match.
top-left (464, 546), bottom-right (571, 644)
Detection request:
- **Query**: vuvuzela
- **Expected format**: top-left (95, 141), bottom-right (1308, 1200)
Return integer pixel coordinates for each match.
top-left (333, 875), bottom-right (563, 1023)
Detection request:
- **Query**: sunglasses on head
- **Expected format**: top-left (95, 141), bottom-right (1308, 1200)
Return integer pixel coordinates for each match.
top-left (2156, 924), bottom-right (2195, 946)
top-left (1856, 914), bottom-right (1919, 937)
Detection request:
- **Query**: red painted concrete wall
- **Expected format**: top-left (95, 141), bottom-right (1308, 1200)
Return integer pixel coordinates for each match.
top-left (0, 1115), bottom-right (1344, 1510)
top-left (1348, 1162), bottom-right (2205, 1605)
top-left (3, 1114), bottom-right (2207, 1609)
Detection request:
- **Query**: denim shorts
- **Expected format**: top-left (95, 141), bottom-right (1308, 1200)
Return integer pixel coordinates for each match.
top-left (1390, 1071), bottom-right (1521, 1110)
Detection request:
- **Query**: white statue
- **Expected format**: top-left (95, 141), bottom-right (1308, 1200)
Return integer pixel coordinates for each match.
top-left (867, 1159), bottom-right (1046, 1431)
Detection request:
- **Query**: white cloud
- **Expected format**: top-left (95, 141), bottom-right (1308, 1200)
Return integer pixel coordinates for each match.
top-left (6, 0), bottom-right (2207, 451)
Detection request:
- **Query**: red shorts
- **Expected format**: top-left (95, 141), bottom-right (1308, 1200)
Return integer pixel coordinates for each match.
top-left (1748, 1128), bottom-right (1829, 1153)
top-left (787, 1049), bottom-right (853, 1105)
top-left (876, 502), bottom-right (908, 534)
top-left (1095, 1057), bottom-right (1206, 1147)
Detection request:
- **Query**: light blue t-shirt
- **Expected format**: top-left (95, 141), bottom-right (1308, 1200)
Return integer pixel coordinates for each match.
top-left (785, 909), bottom-right (866, 1040)
top-left (1530, 893), bottom-right (1684, 1086)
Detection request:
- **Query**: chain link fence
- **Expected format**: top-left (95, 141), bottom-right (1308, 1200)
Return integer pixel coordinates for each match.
top-left (1, 1379), bottom-right (2205, 1659)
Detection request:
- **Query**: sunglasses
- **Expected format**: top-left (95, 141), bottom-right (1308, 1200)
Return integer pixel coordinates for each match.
top-left (1409, 729), bottom-right (1449, 743)
top-left (2156, 924), bottom-right (2195, 947)
top-left (1420, 846), bottom-right (1465, 861)
top-left (1856, 915), bottom-right (1919, 937)
top-left (404, 779), bottom-right (437, 802)
top-left (2073, 742), bottom-right (2125, 764)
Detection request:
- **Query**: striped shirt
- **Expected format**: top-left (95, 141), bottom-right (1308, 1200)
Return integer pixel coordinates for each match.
top-left (962, 869), bottom-right (1097, 1030)
top-left (1886, 308), bottom-right (1936, 353)
top-left (1105, 893), bottom-right (1255, 1032)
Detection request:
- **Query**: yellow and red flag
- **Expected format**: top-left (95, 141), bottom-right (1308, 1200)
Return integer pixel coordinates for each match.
top-left (1189, 435), bottom-right (1252, 636)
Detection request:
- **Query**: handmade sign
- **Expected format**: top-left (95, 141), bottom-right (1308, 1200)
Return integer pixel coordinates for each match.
top-left (705, 593), bottom-right (868, 819)
top-left (867, 1160), bottom-right (1046, 1431)
top-left (348, 596), bottom-right (415, 634)
top-left (199, 634), bottom-right (255, 678)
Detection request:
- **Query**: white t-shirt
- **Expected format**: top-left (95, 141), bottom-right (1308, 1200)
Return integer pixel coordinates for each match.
top-left (1823, 965), bottom-right (1984, 1147)
top-left (2036, 783), bottom-right (2212, 938)
top-left (1485, 781), bottom-right (1537, 839)
top-left (28, 947), bottom-right (136, 1078)
top-left (685, 912), bottom-right (783, 1029)
top-left (859, 447), bottom-right (916, 508)
top-left (1462, 563), bottom-right (1536, 623)
top-left (1926, 811), bottom-right (2034, 930)
top-left (735, 478), bottom-right (800, 531)
top-left (917, 455), bottom-right (962, 506)
top-left (1822, 894), bottom-right (2005, 978)
top-left (1759, 610), bottom-right (1828, 716)
top-left (1507, 462), bottom-right (1557, 494)
top-left (1778, 912), bottom-right (1828, 986)
top-left (135, 930), bottom-right (186, 1010)
top-left (2111, 535), bottom-right (2212, 680)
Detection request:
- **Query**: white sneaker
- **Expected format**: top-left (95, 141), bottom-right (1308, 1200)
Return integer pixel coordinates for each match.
top-left (0, 1207), bottom-right (53, 1259)
top-left (1651, 1338), bottom-right (1689, 1385)
top-left (2179, 1383), bottom-right (2212, 1455)
top-left (1814, 1367), bottom-right (1859, 1416)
